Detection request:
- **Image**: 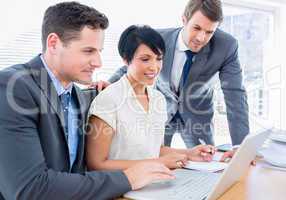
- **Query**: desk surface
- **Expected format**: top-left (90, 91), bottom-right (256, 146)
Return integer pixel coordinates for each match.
top-left (118, 161), bottom-right (286, 200)
top-left (217, 161), bottom-right (286, 200)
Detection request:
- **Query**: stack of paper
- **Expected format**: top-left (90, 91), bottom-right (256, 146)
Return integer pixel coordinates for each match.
top-left (259, 129), bottom-right (286, 170)
top-left (184, 160), bottom-right (228, 172)
top-left (183, 152), bottom-right (228, 172)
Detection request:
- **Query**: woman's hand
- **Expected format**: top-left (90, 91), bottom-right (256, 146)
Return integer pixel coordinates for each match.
top-left (159, 153), bottom-right (188, 169)
top-left (186, 145), bottom-right (216, 162)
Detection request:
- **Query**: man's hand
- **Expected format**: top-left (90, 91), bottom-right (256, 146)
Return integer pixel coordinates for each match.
top-left (220, 150), bottom-right (235, 162)
top-left (186, 145), bottom-right (216, 162)
top-left (159, 153), bottom-right (188, 169)
top-left (123, 162), bottom-right (175, 190)
top-left (87, 80), bottom-right (110, 92)
top-left (220, 148), bottom-right (256, 165)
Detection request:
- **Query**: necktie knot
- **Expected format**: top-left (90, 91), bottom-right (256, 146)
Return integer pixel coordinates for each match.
top-left (185, 50), bottom-right (194, 60)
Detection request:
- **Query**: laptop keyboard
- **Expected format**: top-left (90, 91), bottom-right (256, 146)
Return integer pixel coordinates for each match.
top-left (168, 169), bottom-right (221, 200)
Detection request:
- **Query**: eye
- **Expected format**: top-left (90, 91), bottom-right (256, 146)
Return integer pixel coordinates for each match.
top-left (140, 57), bottom-right (150, 62)
top-left (193, 26), bottom-right (201, 31)
top-left (84, 49), bottom-right (93, 53)
top-left (83, 48), bottom-right (97, 54)
top-left (157, 57), bottom-right (163, 61)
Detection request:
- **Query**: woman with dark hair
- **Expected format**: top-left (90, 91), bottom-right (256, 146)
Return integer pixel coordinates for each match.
top-left (86, 25), bottom-right (215, 171)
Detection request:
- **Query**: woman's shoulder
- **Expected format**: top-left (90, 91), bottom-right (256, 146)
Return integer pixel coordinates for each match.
top-left (98, 81), bottom-right (119, 96)
top-left (93, 77), bottom-right (126, 103)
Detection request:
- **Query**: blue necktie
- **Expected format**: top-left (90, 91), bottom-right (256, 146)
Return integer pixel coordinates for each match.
top-left (180, 50), bottom-right (194, 87)
top-left (60, 92), bottom-right (70, 140)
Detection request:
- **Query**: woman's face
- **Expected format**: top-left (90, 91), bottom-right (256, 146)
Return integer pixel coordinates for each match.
top-left (127, 43), bottom-right (163, 86)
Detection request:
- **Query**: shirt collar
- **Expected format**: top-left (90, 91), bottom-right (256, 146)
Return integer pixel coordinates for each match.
top-left (176, 29), bottom-right (190, 52)
top-left (40, 54), bottom-right (73, 96)
top-left (122, 74), bottom-right (152, 98)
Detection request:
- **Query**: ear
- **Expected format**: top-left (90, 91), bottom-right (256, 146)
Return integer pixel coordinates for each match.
top-left (46, 33), bottom-right (61, 54)
top-left (182, 15), bottom-right (188, 26)
top-left (123, 59), bottom-right (129, 66)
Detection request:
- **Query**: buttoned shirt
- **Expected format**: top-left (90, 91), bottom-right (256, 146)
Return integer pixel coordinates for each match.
top-left (88, 75), bottom-right (168, 160)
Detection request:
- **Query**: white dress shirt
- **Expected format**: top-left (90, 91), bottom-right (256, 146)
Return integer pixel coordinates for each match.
top-left (88, 75), bottom-right (168, 160)
top-left (170, 29), bottom-right (190, 92)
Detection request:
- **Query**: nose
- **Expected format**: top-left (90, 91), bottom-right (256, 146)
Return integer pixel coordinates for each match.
top-left (90, 52), bottom-right (102, 69)
top-left (149, 59), bottom-right (162, 71)
top-left (196, 31), bottom-right (206, 42)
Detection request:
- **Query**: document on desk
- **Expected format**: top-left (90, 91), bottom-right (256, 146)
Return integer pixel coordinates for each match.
top-left (261, 162), bottom-right (286, 171)
top-left (184, 161), bottom-right (228, 172)
top-left (184, 152), bottom-right (228, 172)
top-left (259, 139), bottom-right (286, 168)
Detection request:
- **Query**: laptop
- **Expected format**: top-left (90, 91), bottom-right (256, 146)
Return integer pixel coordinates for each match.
top-left (124, 128), bottom-right (271, 200)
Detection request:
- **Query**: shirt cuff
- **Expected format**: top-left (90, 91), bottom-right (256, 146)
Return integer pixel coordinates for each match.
top-left (232, 145), bottom-right (240, 150)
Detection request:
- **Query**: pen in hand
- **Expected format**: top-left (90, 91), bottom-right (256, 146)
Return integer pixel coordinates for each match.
top-left (198, 138), bottom-right (215, 155)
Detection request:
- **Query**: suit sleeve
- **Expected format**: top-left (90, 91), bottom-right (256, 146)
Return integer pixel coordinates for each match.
top-left (108, 66), bottom-right (128, 83)
top-left (219, 39), bottom-right (250, 145)
top-left (0, 71), bottom-right (131, 200)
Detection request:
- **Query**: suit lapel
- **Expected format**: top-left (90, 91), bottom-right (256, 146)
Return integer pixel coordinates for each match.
top-left (156, 28), bottom-right (181, 102)
top-left (161, 28), bottom-right (180, 88)
top-left (72, 86), bottom-right (88, 170)
top-left (26, 55), bottom-right (66, 135)
top-left (73, 86), bottom-right (88, 138)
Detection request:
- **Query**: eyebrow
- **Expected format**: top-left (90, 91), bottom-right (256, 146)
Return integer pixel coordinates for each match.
top-left (139, 53), bottom-right (163, 57)
top-left (82, 47), bottom-right (103, 52)
top-left (194, 24), bottom-right (215, 33)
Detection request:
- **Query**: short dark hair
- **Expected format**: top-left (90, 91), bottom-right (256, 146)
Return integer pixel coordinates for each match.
top-left (118, 25), bottom-right (165, 64)
top-left (183, 0), bottom-right (223, 22)
top-left (41, 1), bottom-right (109, 51)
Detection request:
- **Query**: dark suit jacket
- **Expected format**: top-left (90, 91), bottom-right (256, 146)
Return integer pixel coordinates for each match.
top-left (109, 28), bottom-right (249, 145)
top-left (0, 56), bottom-right (131, 200)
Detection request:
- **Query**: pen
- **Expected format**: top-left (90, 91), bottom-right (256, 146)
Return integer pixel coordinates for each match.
top-left (198, 138), bottom-right (206, 145)
top-left (198, 138), bottom-right (215, 155)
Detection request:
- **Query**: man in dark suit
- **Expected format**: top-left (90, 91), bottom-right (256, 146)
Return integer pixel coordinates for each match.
top-left (0, 2), bottom-right (174, 200)
top-left (109, 0), bottom-right (249, 148)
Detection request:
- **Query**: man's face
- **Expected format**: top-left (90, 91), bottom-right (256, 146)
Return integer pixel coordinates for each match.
top-left (53, 26), bottom-right (104, 85)
top-left (182, 10), bottom-right (219, 52)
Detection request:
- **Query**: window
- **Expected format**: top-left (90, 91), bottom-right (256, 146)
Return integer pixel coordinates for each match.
top-left (214, 2), bottom-right (278, 144)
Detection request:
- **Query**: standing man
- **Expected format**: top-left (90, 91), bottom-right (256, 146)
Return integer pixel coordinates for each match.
top-left (109, 0), bottom-right (249, 148)
top-left (0, 2), bottom-right (174, 200)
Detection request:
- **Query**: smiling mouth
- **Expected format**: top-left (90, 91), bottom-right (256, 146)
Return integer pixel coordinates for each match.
top-left (83, 70), bottom-right (94, 74)
top-left (192, 41), bottom-right (202, 47)
top-left (144, 73), bottom-right (157, 79)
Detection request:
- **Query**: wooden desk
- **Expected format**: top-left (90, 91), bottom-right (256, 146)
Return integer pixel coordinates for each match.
top-left (217, 161), bottom-right (286, 200)
top-left (118, 161), bottom-right (286, 200)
